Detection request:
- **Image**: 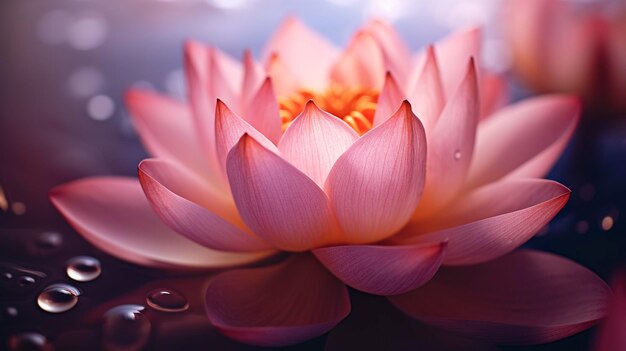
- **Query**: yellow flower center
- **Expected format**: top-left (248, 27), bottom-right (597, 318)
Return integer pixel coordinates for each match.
top-left (279, 86), bottom-right (379, 135)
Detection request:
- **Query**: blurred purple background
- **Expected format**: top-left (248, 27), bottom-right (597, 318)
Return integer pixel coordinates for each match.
top-left (1, 1), bottom-right (625, 350)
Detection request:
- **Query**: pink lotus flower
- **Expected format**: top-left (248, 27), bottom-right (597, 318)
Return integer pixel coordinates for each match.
top-left (506, 0), bottom-right (626, 110)
top-left (50, 18), bottom-right (610, 346)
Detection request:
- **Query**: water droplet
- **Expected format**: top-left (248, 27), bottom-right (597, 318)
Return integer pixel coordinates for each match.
top-left (37, 284), bottom-right (81, 313)
top-left (66, 256), bottom-right (101, 282)
top-left (2, 272), bottom-right (12, 280)
top-left (5, 306), bottom-right (18, 317)
top-left (102, 305), bottom-right (151, 351)
top-left (454, 150), bottom-right (462, 160)
top-left (7, 332), bottom-right (51, 351)
top-left (146, 289), bottom-right (189, 312)
top-left (18, 276), bottom-right (36, 287)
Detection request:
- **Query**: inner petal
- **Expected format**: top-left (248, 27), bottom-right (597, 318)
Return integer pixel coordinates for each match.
top-left (279, 86), bottom-right (379, 135)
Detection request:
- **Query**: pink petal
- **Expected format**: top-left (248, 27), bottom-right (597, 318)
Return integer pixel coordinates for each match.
top-left (467, 95), bottom-right (580, 189)
top-left (407, 46), bottom-right (445, 134)
top-left (325, 101), bottom-right (427, 244)
top-left (313, 242), bottom-right (445, 295)
top-left (389, 250), bottom-right (610, 345)
top-left (50, 177), bottom-right (271, 270)
top-left (242, 78), bottom-right (282, 144)
top-left (363, 19), bottom-right (412, 87)
top-left (215, 99), bottom-right (278, 180)
top-left (205, 254), bottom-right (350, 346)
top-left (330, 31), bottom-right (386, 89)
top-left (594, 270), bottom-right (626, 351)
top-left (394, 178), bottom-right (570, 265)
top-left (415, 59), bottom-right (479, 219)
top-left (262, 17), bottom-right (338, 90)
top-left (266, 53), bottom-right (300, 98)
top-left (241, 50), bottom-right (265, 108)
top-left (479, 73), bottom-right (509, 120)
top-left (124, 89), bottom-right (210, 178)
top-left (184, 41), bottom-right (240, 185)
top-left (435, 27), bottom-right (482, 98)
top-left (138, 158), bottom-right (272, 253)
top-left (278, 101), bottom-right (358, 188)
top-left (373, 72), bottom-right (406, 127)
top-left (226, 134), bottom-right (338, 251)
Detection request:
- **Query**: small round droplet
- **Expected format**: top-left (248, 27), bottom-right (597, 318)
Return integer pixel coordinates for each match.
top-left (1, 272), bottom-right (12, 280)
top-left (7, 332), bottom-right (52, 351)
top-left (102, 305), bottom-right (151, 351)
top-left (37, 284), bottom-right (80, 313)
top-left (18, 276), bottom-right (36, 287)
top-left (66, 256), bottom-right (101, 282)
top-left (29, 231), bottom-right (63, 256)
top-left (453, 150), bottom-right (462, 160)
top-left (146, 289), bottom-right (189, 312)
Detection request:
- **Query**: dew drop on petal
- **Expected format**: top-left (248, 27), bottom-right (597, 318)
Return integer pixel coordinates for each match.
top-left (454, 149), bottom-right (462, 160)
top-left (7, 332), bottom-right (52, 351)
top-left (146, 289), bottom-right (189, 313)
top-left (102, 305), bottom-right (151, 351)
top-left (37, 284), bottom-right (81, 313)
top-left (66, 256), bottom-right (101, 282)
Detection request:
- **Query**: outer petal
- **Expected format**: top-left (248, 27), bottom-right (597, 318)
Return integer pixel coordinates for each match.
top-left (279, 101), bottom-right (358, 188)
top-left (389, 250), bottom-right (610, 345)
top-left (415, 59), bottom-right (479, 219)
top-left (138, 159), bottom-right (272, 253)
top-left (215, 99), bottom-right (278, 179)
top-left (407, 46), bottom-right (445, 134)
top-left (50, 177), bottom-right (270, 270)
top-left (372, 72), bottom-right (405, 127)
top-left (313, 242), bottom-right (445, 296)
top-left (435, 27), bottom-right (481, 98)
top-left (242, 78), bottom-right (282, 145)
top-left (124, 89), bottom-right (210, 178)
top-left (325, 101), bottom-right (427, 244)
top-left (594, 270), bottom-right (626, 351)
top-left (205, 254), bottom-right (350, 347)
top-left (394, 179), bottom-right (570, 265)
top-left (184, 41), bottom-right (241, 185)
top-left (227, 134), bottom-right (338, 251)
top-left (330, 31), bottom-right (386, 89)
top-left (241, 50), bottom-right (265, 108)
top-left (467, 95), bottom-right (580, 189)
top-left (262, 17), bottom-right (338, 90)
top-left (608, 17), bottom-right (626, 109)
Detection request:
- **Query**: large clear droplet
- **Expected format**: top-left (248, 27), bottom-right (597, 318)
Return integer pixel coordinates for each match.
top-left (37, 283), bottom-right (80, 313)
top-left (7, 332), bottom-right (52, 351)
top-left (146, 289), bottom-right (189, 313)
top-left (66, 256), bottom-right (101, 282)
top-left (102, 305), bottom-right (151, 351)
